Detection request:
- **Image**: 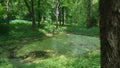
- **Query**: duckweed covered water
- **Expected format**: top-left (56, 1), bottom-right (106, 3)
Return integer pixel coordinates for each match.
top-left (16, 34), bottom-right (100, 57)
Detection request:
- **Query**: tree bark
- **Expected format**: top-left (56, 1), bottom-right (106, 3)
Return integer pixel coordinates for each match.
top-left (86, 0), bottom-right (92, 28)
top-left (59, 8), bottom-right (62, 25)
top-left (24, 0), bottom-right (36, 29)
top-left (55, 0), bottom-right (59, 29)
top-left (99, 0), bottom-right (120, 68)
top-left (31, 0), bottom-right (35, 29)
top-left (38, 0), bottom-right (41, 26)
top-left (61, 7), bottom-right (65, 26)
top-left (66, 9), bottom-right (69, 24)
top-left (6, 0), bottom-right (10, 24)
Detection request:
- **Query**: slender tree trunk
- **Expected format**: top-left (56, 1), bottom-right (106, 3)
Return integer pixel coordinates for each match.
top-left (99, 0), bottom-right (120, 68)
top-left (86, 0), bottom-right (91, 28)
top-left (59, 8), bottom-right (62, 25)
top-left (38, 0), bottom-right (41, 26)
top-left (66, 9), bottom-right (69, 24)
top-left (61, 7), bottom-right (65, 26)
top-left (73, 0), bottom-right (79, 24)
top-left (31, 0), bottom-right (35, 29)
top-left (6, 0), bottom-right (10, 24)
top-left (58, 0), bottom-right (62, 26)
top-left (55, 0), bottom-right (59, 29)
top-left (24, 0), bottom-right (36, 29)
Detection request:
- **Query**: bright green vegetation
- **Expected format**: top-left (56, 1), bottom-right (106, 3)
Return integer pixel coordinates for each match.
top-left (0, 51), bottom-right (100, 68)
top-left (0, 21), bottom-right (100, 68)
top-left (65, 24), bottom-right (99, 37)
top-left (0, 0), bottom-right (100, 68)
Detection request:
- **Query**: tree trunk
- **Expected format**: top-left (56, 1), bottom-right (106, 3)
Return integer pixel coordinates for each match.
top-left (66, 9), bottom-right (69, 24)
top-left (55, 0), bottom-right (59, 29)
top-left (59, 8), bottom-right (62, 25)
top-left (31, 0), bottom-right (35, 29)
top-left (24, 0), bottom-right (31, 14)
top-left (99, 0), bottom-right (120, 68)
top-left (86, 0), bottom-right (91, 28)
top-left (38, 0), bottom-right (41, 26)
top-left (24, 0), bottom-right (36, 29)
top-left (6, 0), bottom-right (10, 24)
top-left (61, 7), bottom-right (65, 26)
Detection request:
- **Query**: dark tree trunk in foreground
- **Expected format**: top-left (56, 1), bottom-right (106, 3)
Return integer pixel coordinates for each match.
top-left (6, 0), bottom-right (10, 24)
top-left (99, 0), bottom-right (120, 68)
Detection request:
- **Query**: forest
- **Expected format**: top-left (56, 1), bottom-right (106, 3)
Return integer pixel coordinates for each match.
top-left (0, 0), bottom-right (119, 68)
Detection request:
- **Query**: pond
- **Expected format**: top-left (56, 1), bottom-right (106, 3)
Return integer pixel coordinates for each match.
top-left (16, 34), bottom-right (100, 57)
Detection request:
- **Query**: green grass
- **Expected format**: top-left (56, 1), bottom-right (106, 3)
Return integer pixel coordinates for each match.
top-left (0, 50), bottom-right (100, 68)
top-left (65, 24), bottom-right (99, 37)
top-left (0, 21), bottom-right (100, 68)
top-left (0, 23), bottom-right (44, 46)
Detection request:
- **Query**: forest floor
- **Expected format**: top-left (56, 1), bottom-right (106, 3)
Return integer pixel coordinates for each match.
top-left (0, 22), bottom-right (100, 68)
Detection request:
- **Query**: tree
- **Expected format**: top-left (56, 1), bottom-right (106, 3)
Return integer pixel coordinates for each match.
top-left (6, 0), bottom-right (10, 24)
top-left (99, 0), bottom-right (120, 68)
top-left (37, 0), bottom-right (41, 26)
top-left (72, 0), bottom-right (79, 23)
top-left (61, 6), bottom-right (65, 25)
top-left (31, 0), bottom-right (35, 28)
top-left (59, 0), bottom-right (68, 26)
top-left (24, 0), bottom-right (36, 29)
top-left (55, 0), bottom-right (60, 29)
top-left (86, 0), bottom-right (92, 28)
top-left (59, 6), bottom-right (65, 26)
top-left (59, 7), bottom-right (62, 25)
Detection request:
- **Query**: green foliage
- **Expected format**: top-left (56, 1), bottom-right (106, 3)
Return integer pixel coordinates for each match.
top-left (69, 0), bottom-right (88, 24)
top-left (65, 25), bottom-right (99, 37)
top-left (0, 0), bottom-right (100, 67)
top-left (0, 51), bottom-right (100, 68)
top-left (0, 21), bottom-right (100, 68)
top-left (0, 4), bottom-right (6, 23)
top-left (9, 23), bottom-right (44, 39)
top-left (0, 58), bottom-right (13, 68)
top-left (0, 24), bottom-right (10, 36)
top-left (66, 51), bottom-right (100, 68)
top-left (90, 1), bottom-right (99, 26)
top-left (44, 24), bottom-right (56, 33)
top-left (0, 21), bottom-right (44, 46)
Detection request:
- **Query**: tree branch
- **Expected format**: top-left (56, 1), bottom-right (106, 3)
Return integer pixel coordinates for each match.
top-left (24, 0), bottom-right (32, 14)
